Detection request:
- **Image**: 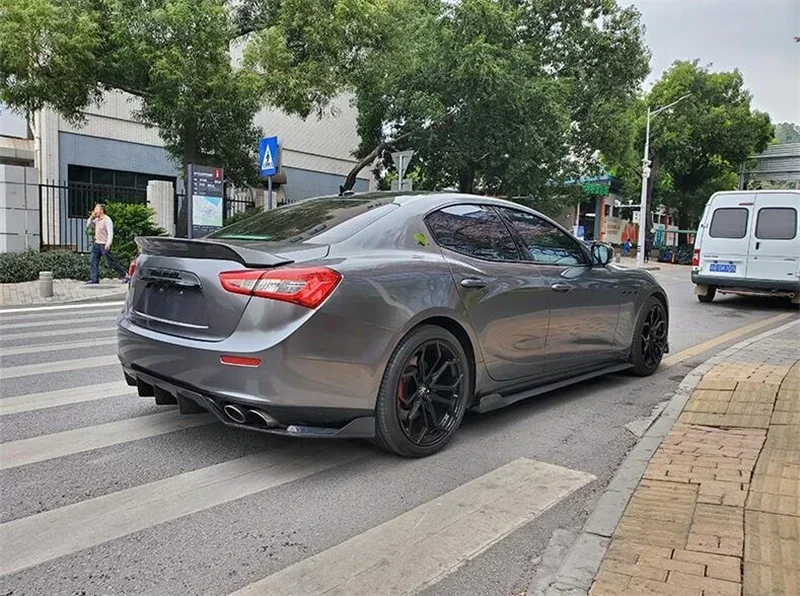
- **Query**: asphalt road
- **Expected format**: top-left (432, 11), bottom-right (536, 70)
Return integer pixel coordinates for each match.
top-left (0, 265), bottom-right (796, 596)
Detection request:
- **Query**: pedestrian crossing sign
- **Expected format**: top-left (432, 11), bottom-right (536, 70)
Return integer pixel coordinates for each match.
top-left (258, 136), bottom-right (280, 177)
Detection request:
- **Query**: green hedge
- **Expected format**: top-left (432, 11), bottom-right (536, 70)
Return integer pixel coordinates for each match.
top-left (1, 202), bottom-right (165, 284)
top-left (0, 250), bottom-right (116, 283)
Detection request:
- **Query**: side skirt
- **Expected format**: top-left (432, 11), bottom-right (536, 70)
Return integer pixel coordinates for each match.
top-left (473, 362), bottom-right (634, 414)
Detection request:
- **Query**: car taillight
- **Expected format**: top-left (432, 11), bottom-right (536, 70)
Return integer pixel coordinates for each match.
top-left (219, 267), bottom-right (342, 309)
top-left (128, 260), bottom-right (136, 278)
top-left (692, 249), bottom-right (700, 267)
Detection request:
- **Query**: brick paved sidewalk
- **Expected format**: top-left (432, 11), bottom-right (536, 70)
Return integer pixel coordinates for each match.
top-left (0, 278), bottom-right (127, 308)
top-left (591, 326), bottom-right (800, 596)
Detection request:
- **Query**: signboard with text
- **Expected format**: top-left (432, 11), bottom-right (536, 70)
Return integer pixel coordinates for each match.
top-left (187, 164), bottom-right (224, 238)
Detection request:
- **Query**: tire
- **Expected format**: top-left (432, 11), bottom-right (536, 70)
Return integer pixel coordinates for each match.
top-left (697, 286), bottom-right (716, 303)
top-left (630, 297), bottom-right (668, 377)
top-left (373, 325), bottom-right (472, 457)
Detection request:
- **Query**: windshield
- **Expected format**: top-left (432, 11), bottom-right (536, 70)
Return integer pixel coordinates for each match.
top-left (206, 196), bottom-right (397, 243)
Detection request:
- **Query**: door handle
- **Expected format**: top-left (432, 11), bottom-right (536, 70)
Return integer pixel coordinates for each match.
top-left (551, 283), bottom-right (574, 293)
top-left (460, 278), bottom-right (487, 289)
top-left (755, 241), bottom-right (760, 250)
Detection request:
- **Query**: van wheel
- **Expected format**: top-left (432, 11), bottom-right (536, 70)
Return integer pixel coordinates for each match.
top-left (698, 286), bottom-right (716, 303)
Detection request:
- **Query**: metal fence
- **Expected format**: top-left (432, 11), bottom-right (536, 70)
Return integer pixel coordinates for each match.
top-left (40, 181), bottom-right (146, 252)
top-left (41, 181), bottom-right (257, 248)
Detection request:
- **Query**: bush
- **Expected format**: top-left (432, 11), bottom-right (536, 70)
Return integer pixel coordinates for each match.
top-left (87, 202), bottom-right (166, 263)
top-left (0, 250), bottom-right (116, 283)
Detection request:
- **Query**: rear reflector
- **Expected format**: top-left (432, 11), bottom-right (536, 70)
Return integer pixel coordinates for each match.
top-left (219, 267), bottom-right (342, 309)
top-left (692, 249), bottom-right (700, 267)
top-left (220, 355), bottom-right (262, 367)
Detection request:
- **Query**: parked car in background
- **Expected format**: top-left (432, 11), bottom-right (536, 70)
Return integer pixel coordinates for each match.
top-left (692, 190), bottom-right (800, 305)
top-left (119, 191), bottom-right (670, 457)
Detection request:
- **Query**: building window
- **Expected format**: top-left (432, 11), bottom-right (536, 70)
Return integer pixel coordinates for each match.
top-left (67, 165), bottom-right (176, 218)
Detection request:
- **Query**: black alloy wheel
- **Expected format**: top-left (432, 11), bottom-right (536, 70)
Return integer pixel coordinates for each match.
top-left (641, 303), bottom-right (667, 370)
top-left (395, 340), bottom-right (465, 447)
top-left (374, 325), bottom-right (472, 457)
top-left (630, 297), bottom-right (668, 376)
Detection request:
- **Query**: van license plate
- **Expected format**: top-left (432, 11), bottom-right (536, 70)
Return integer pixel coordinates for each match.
top-left (710, 263), bottom-right (736, 273)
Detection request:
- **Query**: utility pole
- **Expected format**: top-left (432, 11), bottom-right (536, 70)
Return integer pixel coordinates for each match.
top-left (637, 93), bottom-right (691, 268)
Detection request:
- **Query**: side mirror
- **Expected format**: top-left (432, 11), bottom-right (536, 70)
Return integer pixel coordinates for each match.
top-left (591, 242), bottom-right (613, 267)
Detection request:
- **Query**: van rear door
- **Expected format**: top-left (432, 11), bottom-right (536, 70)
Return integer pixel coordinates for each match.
top-left (747, 192), bottom-right (800, 283)
top-left (700, 193), bottom-right (754, 281)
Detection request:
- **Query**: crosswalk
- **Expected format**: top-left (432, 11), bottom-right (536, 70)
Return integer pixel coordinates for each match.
top-left (0, 302), bottom-right (597, 594)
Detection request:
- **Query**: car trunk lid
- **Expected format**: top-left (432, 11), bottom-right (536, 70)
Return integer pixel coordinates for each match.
top-left (128, 237), bottom-right (328, 341)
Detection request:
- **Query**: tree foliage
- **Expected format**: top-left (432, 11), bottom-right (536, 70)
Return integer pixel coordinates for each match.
top-left (775, 122), bottom-right (800, 144)
top-left (349, 0), bottom-right (650, 198)
top-left (611, 61), bottom-right (774, 231)
top-left (0, 0), bottom-right (394, 186)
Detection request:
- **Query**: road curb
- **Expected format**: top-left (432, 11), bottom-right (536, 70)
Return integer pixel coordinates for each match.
top-left (544, 317), bottom-right (800, 596)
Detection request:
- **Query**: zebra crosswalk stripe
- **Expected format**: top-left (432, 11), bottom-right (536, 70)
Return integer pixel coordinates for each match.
top-left (229, 458), bottom-right (594, 596)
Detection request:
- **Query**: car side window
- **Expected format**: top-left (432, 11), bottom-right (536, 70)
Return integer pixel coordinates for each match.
top-left (755, 207), bottom-right (797, 240)
top-left (425, 205), bottom-right (521, 262)
top-left (498, 208), bottom-right (588, 266)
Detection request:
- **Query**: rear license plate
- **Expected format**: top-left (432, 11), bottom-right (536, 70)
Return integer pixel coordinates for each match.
top-left (710, 263), bottom-right (736, 273)
top-left (134, 284), bottom-right (208, 327)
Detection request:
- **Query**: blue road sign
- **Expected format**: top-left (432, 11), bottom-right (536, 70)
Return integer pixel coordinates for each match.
top-left (258, 136), bottom-right (280, 177)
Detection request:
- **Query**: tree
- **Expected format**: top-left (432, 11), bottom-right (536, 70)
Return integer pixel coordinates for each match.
top-left (0, 0), bottom-right (395, 186)
top-left (612, 61), bottom-right (774, 238)
top-left (344, 0), bottom-right (650, 199)
top-left (775, 122), bottom-right (800, 144)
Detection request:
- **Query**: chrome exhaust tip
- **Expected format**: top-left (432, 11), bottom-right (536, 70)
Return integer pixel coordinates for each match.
top-left (223, 404), bottom-right (246, 424)
top-left (248, 409), bottom-right (279, 428)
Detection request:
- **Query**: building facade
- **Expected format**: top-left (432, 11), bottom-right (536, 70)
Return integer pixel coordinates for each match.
top-left (1, 92), bottom-right (373, 251)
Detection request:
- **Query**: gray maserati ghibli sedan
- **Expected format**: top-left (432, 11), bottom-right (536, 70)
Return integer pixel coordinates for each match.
top-left (119, 191), bottom-right (669, 457)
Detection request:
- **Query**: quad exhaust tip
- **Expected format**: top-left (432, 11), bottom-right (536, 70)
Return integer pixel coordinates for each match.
top-left (248, 409), bottom-right (279, 428)
top-left (223, 404), bottom-right (246, 424)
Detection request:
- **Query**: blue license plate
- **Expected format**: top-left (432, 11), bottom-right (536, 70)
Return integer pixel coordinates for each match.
top-left (710, 263), bottom-right (736, 273)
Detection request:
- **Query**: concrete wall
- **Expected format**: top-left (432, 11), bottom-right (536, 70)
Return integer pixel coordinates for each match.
top-left (0, 165), bottom-right (39, 253)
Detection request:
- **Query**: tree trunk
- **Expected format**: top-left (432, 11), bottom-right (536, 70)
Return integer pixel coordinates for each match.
top-left (339, 132), bottom-right (411, 194)
top-left (678, 211), bottom-right (691, 246)
top-left (459, 163), bottom-right (475, 193)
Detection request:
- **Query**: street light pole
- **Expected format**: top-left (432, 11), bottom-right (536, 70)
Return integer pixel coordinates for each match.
top-left (636, 108), bottom-right (652, 268)
top-left (636, 93), bottom-right (691, 268)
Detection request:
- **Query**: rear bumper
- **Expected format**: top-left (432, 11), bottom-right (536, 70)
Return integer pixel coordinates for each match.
top-left (118, 311), bottom-right (398, 437)
top-left (691, 272), bottom-right (799, 294)
top-left (120, 365), bottom-right (375, 438)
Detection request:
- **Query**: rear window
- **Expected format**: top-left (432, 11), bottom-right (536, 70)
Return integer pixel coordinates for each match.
top-left (709, 208), bottom-right (749, 239)
top-left (206, 196), bottom-right (396, 243)
top-left (756, 208), bottom-right (797, 240)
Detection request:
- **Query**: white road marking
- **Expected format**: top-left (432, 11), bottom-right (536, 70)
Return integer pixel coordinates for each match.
top-left (230, 458), bottom-right (595, 596)
top-left (0, 410), bottom-right (214, 470)
top-left (0, 354), bottom-right (119, 379)
top-left (0, 325), bottom-right (116, 341)
top-left (0, 381), bottom-right (132, 416)
top-left (0, 301), bottom-right (125, 314)
top-left (0, 306), bottom-right (122, 323)
top-left (0, 444), bottom-right (364, 576)
top-left (0, 337), bottom-right (118, 357)
top-left (0, 315), bottom-right (119, 331)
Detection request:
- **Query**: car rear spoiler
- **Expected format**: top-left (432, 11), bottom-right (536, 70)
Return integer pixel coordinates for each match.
top-left (135, 237), bottom-right (293, 268)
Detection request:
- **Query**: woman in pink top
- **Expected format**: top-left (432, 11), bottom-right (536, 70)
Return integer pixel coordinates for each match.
top-left (86, 204), bottom-right (129, 284)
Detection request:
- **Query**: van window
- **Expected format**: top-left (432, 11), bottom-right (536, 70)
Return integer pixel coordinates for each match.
top-left (709, 208), bottom-right (748, 239)
top-left (756, 208), bottom-right (797, 240)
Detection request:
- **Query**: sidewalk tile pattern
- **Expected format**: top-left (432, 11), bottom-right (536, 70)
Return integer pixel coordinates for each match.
top-left (590, 328), bottom-right (800, 596)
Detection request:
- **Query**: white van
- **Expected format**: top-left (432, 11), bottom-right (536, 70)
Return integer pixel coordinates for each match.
top-left (692, 190), bottom-right (799, 304)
